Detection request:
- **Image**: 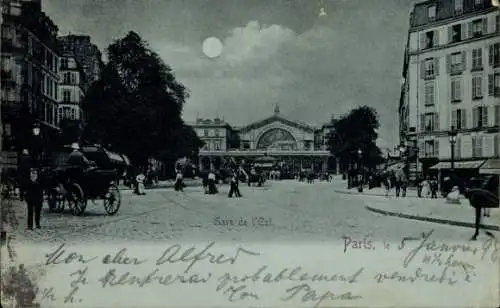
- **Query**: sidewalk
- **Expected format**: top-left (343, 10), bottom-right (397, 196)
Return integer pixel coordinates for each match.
top-left (364, 194), bottom-right (500, 231)
top-left (335, 186), bottom-right (465, 199)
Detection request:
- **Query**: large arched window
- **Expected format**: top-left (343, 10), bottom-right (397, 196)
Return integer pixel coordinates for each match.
top-left (256, 128), bottom-right (296, 149)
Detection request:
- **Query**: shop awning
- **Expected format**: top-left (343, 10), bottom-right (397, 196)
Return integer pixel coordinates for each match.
top-left (479, 159), bottom-right (500, 175)
top-left (430, 160), bottom-right (486, 170)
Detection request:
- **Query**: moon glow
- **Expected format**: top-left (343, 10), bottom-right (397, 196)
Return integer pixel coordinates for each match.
top-left (202, 37), bottom-right (223, 58)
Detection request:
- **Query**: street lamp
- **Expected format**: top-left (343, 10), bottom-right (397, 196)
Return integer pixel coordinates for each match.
top-left (357, 148), bottom-right (363, 192)
top-left (31, 122), bottom-right (42, 164)
top-left (448, 126), bottom-right (458, 171)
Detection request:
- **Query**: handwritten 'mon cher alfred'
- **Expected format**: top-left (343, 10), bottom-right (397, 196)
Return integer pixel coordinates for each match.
top-left (37, 230), bottom-right (498, 307)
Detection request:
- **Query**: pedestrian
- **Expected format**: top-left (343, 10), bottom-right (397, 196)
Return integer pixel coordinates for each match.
top-left (135, 169), bottom-right (146, 195)
top-left (417, 177), bottom-right (423, 198)
top-left (431, 177), bottom-right (438, 198)
top-left (384, 173), bottom-right (392, 197)
top-left (174, 169), bottom-right (184, 192)
top-left (207, 170), bottom-right (218, 194)
top-left (18, 149), bottom-right (33, 201)
top-left (228, 169), bottom-right (242, 198)
top-left (25, 168), bottom-right (43, 230)
top-left (421, 177), bottom-right (430, 197)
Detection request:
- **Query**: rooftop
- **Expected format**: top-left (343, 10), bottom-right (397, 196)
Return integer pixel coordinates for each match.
top-left (410, 0), bottom-right (496, 29)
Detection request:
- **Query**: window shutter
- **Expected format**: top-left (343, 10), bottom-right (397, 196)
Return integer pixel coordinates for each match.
top-left (420, 114), bottom-right (425, 132)
top-left (461, 109), bottom-right (467, 129)
top-left (419, 141), bottom-right (425, 156)
top-left (447, 26), bottom-right (453, 43)
top-left (473, 107), bottom-right (478, 128)
top-left (468, 22), bottom-right (473, 38)
top-left (420, 60), bottom-right (426, 78)
top-left (434, 139), bottom-right (439, 157)
top-left (452, 110), bottom-right (457, 128)
top-left (495, 135), bottom-right (499, 156)
top-left (483, 107), bottom-right (489, 127)
top-left (420, 33), bottom-right (426, 49)
top-left (463, 23), bottom-right (468, 40)
top-left (456, 137), bottom-right (461, 158)
top-left (434, 57), bottom-right (439, 75)
top-left (434, 30), bottom-right (439, 46)
top-left (458, 79), bottom-right (462, 100)
top-left (495, 106), bottom-right (500, 126)
top-left (490, 45), bottom-right (494, 66)
top-left (446, 54), bottom-right (451, 73)
top-left (483, 18), bottom-right (488, 34)
top-left (434, 113), bottom-right (439, 131)
top-left (478, 136), bottom-right (483, 157)
top-left (489, 74), bottom-right (494, 95)
top-left (461, 51), bottom-right (467, 71)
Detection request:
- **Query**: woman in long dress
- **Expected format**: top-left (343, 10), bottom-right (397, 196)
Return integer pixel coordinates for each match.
top-left (421, 177), bottom-right (430, 197)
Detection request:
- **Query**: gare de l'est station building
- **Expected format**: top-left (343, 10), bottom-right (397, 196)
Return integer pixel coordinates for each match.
top-left (191, 105), bottom-right (339, 175)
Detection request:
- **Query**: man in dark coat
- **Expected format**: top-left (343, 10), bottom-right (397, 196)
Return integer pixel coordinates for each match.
top-left (18, 149), bottom-right (33, 201)
top-left (25, 168), bottom-right (43, 230)
top-left (228, 169), bottom-right (242, 198)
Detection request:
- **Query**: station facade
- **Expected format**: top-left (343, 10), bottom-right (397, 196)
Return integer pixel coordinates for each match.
top-left (190, 105), bottom-right (339, 175)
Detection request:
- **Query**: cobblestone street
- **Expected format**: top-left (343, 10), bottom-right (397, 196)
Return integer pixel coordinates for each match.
top-left (7, 180), bottom-right (494, 245)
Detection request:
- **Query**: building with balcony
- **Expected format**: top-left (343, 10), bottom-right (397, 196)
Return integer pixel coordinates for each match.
top-left (57, 35), bottom-right (103, 91)
top-left (57, 55), bottom-right (85, 125)
top-left (191, 104), bottom-right (338, 174)
top-left (399, 0), bottom-right (500, 180)
top-left (1, 0), bottom-right (60, 158)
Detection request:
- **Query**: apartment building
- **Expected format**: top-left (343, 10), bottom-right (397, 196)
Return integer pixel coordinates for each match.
top-left (57, 55), bottom-right (85, 125)
top-left (58, 35), bottom-right (103, 91)
top-left (400, 0), bottom-right (499, 178)
top-left (1, 0), bottom-right (60, 154)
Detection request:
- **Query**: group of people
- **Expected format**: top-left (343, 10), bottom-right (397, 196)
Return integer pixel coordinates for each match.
top-left (381, 169), bottom-right (408, 197)
top-left (201, 168), bottom-right (242, 197)
top-left (416, 177), bottom-right (439, 198)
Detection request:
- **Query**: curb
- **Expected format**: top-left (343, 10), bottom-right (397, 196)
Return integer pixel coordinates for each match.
top-left (335, 189), bottom-right (465, 200)
top-left (365, 205), bottom-right (500, 231)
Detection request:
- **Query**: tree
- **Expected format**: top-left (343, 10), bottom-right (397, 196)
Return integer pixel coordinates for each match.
top-left (328, 106), bottom-right (383, 171)
top-left (82, 31), bottom-right (202, 167)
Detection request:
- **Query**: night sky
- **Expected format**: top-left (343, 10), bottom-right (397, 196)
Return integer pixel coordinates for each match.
top-left (43, 0), bottom-right (416, 149)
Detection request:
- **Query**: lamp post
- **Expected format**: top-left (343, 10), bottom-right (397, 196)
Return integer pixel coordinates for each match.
top-left (448, 126), bottom-right (457, 172)
top-left (31, 122), bottom-right (42, 165)
top-left (357, 148), bottom-right (363, 192)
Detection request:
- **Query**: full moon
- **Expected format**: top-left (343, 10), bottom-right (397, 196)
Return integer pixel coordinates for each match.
top-left (202, 37), bottom-right (223, 58)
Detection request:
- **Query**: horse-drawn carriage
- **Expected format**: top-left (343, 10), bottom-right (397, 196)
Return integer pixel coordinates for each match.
top-left (42, 145), bottom-right (128, 216)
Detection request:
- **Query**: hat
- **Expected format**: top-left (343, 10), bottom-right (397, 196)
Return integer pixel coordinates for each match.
top-left (71, 142), bottom-right (80, 150)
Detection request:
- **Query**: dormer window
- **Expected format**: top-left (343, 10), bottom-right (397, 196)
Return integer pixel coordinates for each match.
top-left (428, 5), bottom-right (436, 20)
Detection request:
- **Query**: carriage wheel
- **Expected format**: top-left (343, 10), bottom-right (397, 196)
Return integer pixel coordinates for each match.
top-left (104, 184), bottom-right (121, 216)
top-left (69, 183), bottom-right (86, 216)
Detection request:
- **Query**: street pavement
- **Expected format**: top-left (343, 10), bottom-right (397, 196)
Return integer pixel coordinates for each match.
top-left (5, 180), bottom-right (495, 245)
